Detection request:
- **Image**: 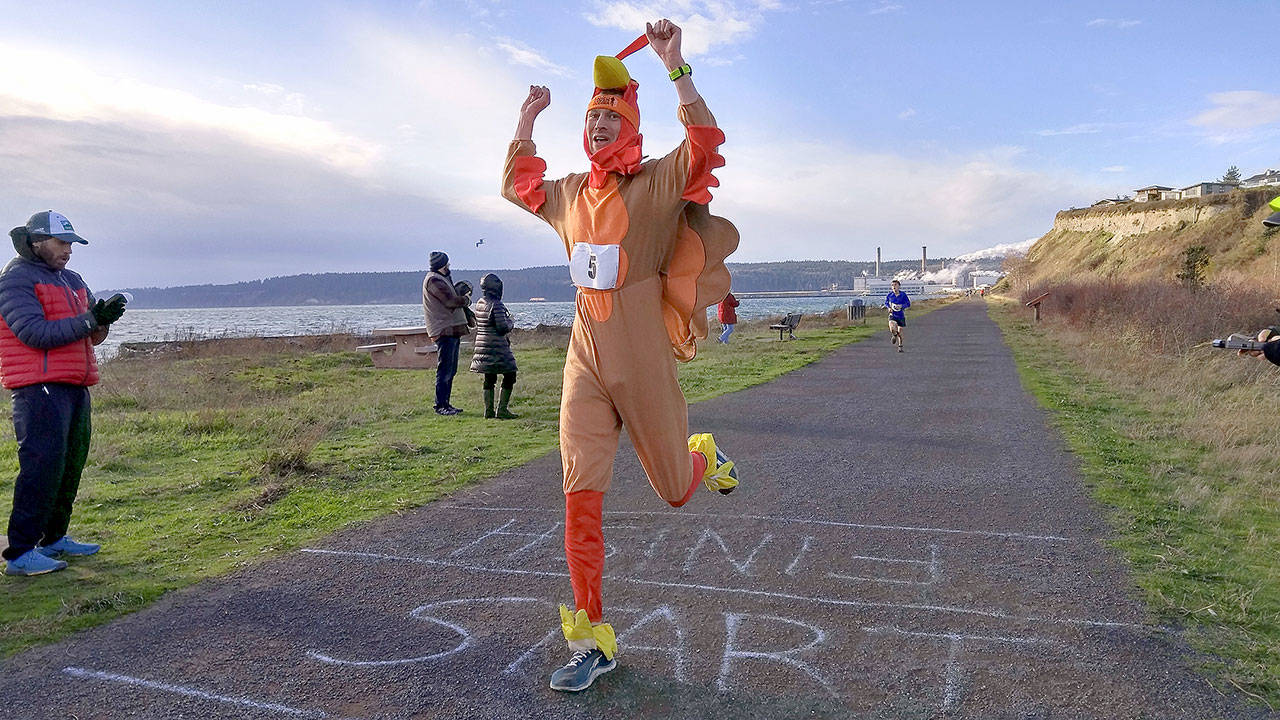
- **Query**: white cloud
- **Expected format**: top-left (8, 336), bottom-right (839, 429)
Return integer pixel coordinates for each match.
top-left (1101, 165), bottom-right (1127, 173)
top-left (0, 114), bottom-right (483, 287)
top-left (0, 43), bottom-right (381, 176)
top-left (1086, 18), bottom-right (1141, 29)
top-left (583, 1), bottom-right (783, 57)
top-left (1189, 91), bottom-right (1280, 145)
top-left (495, 38), bottom-right (573, 77)
top-left (0, 30), bottom-right (576, 287)
top-left (339, 20), bottom-right (588, 215)
top-left (1034, 122), bottom-right (1109, 137)
top-left (898, 108), bottom-right (916, 119)
top-left (1191, 91), bottom-right (1280, 130)
top-left (241, 82), bottom-right (308, 115)
top-left (708, 139), bottom-right (1100, 263)
top-left (868, 2), bottom-right (903, 15)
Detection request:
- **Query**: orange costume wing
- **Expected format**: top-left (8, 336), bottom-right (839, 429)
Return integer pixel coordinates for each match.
top-left (660, 121), bottom-right (738, 362)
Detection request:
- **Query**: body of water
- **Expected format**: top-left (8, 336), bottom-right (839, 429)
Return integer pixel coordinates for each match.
top-left (98, 293), bottom-right (951, 358)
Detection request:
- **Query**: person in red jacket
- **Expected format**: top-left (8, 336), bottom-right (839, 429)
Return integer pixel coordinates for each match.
top-left (1, 212), bottom-right (124, 577)
top-left (717, 290), bottom-right (739, 343)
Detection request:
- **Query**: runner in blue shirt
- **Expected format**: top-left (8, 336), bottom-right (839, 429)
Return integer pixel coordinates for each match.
top-left (884, 279), bottom-right (911, 352)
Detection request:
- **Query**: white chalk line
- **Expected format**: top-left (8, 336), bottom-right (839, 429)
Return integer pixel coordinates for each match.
top-left (436, 505), bottom-right (1074, 542)
top-left (863, 625), bottom-right (1062, 646)
top-left (62, 667), bottom-right (343, 719)
top-left (826, 572), bottom-right (928, 586)
top-left (300, 547), bottom-right (1148, 631)
top-left (944, 637), bottom-right (962, 711)
top-left (827, 544), bottom-right (939, 586)
top-left (784, 536), bottom-right (814, 575)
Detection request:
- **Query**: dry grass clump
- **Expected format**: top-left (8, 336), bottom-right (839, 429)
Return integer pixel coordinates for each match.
top-left (1018, 279), bottom-right (1278, 355)
top-left (1011, 278), bottom-right (1279, 470)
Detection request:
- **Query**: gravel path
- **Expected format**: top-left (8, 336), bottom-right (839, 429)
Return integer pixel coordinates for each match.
top-left (1, 299), bottom-right (1267, 719)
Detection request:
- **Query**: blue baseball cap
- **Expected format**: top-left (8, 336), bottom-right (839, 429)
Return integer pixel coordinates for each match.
top-left (25, 211), bottom-right (87, 244)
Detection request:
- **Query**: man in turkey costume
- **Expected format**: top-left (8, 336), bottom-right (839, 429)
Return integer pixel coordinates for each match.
top-left (501, 19), bottom-right (740, 692)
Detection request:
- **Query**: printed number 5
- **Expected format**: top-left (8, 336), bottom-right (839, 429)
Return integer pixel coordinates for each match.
top-left (588, 253), bottom-right (598, 280)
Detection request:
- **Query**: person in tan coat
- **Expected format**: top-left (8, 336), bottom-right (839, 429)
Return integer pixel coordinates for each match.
top-left (502, 19), bottom-right (740, 692)
top-left (422, 251), bottom-right (472, 415)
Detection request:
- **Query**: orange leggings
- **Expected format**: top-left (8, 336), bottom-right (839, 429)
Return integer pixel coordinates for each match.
top-left (564, 452), bottom-right (706, 622)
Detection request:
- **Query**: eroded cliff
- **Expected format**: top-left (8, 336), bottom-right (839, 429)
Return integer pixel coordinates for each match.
top-left (1007, 188), bottom-right (1279, 288)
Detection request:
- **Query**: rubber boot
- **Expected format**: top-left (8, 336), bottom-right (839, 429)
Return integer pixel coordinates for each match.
top-left (496, 386), bottom-right (519, 419)
top-left (484, 387), bottom-right (496, 419)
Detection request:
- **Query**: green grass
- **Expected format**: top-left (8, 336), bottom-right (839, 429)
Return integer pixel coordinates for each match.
top-left (990, 299), bottom-right (1280, 709)
top-left (0, 305), bottom-right (943, 657)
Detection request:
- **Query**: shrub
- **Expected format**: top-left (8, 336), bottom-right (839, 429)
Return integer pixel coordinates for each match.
top-left (1019, 279), bottom-right (1276, 355)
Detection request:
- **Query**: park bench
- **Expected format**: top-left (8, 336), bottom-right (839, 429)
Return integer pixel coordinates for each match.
top-left (358, 326), bottom-right (438, 369)
top-left (770, 313), bottom-right (802, 340)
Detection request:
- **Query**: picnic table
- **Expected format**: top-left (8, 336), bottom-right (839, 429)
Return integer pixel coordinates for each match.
top-left (357, 326), bottom-right (438, 369)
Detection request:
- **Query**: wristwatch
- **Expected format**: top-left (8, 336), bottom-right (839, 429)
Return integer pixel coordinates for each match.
top-left (668, 64), bottom-right (692, 81)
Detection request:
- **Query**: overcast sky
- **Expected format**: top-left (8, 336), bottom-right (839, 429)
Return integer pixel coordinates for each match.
top-left (2, 0), bottom-right (1277, 290)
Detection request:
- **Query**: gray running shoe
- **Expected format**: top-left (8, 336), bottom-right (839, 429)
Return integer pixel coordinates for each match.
top-left (549, 649), bottom-right (616, 692)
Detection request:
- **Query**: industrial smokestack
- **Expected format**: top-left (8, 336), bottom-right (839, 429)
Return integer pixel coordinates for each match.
top-left (921, 246), bottom-right (927, 274)
top-left (876, 247), bottom-right (881, 277)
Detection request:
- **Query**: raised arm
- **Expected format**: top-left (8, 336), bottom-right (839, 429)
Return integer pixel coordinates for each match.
top-left (503, 85), bottom-right (558, 216)
top-left (646, 19), bottom-right (700, 108)
top-left (514, 85), bottom-right (550, 142)
top-left (646, 19), bottom-right (725, 205)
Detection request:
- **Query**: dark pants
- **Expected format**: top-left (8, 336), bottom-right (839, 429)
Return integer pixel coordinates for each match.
top-left (482, 372), bottom-right (517, 390)
top-left (435, 335), bottom-right (461, 409)
top-left (3, 383), bottom-right (92, 560)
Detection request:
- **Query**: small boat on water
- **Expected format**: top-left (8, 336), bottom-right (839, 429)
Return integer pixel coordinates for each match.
top-left (528, 297), bottom-right (547, 302)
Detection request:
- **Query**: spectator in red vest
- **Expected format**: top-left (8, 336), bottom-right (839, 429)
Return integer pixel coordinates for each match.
top-left (2, 212), bottom-right (124, 577)
top-left (717, 290), bottom-right (739, 343)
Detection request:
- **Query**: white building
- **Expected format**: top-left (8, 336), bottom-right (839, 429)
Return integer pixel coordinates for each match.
top-left (1241, 169), bottom-right (1280, 189)
top-left (969, 271), bottom-right (1004, 288)
top-left (855, 278), bottom-right (924, 296)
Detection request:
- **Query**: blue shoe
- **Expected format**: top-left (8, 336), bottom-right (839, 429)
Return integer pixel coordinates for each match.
top-left (38, 536), bottom-right (101, 558)
top-left (549, 649), bottom-right (616, 692)
top-left (714, 447), bottom-right (739, 495)
top-left (689, 434), bottom-right (739, 495)
top-left (4, 549), bottom-right (68, 576)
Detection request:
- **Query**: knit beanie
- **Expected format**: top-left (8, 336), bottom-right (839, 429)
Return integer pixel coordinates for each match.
top-left (430, 251), bottom-right (449, 271)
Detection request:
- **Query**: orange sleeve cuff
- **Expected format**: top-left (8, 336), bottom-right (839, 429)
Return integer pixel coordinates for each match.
top-left (512, 155), bottom-right (549, 213)
top-left (682, 125), bottom-right (726, 204)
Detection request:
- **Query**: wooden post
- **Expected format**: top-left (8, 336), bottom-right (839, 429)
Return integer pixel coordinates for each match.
top-left (1025, 292), bottom-right (1050, 323)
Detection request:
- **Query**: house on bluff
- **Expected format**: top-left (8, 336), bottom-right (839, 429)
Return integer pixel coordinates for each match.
top-left (1181, 181), bottom-right (1239, 199)
top-left (1241, 169), bottom-right (1280, 189)
top-left (1133, 185), bottom-right (1178, 202)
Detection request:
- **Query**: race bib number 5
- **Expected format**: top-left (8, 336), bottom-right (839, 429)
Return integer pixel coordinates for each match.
top-left (569, 243), bottom-right (620, 290)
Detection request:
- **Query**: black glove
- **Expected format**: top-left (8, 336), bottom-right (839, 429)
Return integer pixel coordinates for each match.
top-left (91, 294), bottom-right (127, 326)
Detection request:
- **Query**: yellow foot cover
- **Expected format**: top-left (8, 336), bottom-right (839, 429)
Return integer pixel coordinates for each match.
top-left (559, 605), bottom-right (617, 661)
top-left (688, 433), bottom-right (739, 493)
